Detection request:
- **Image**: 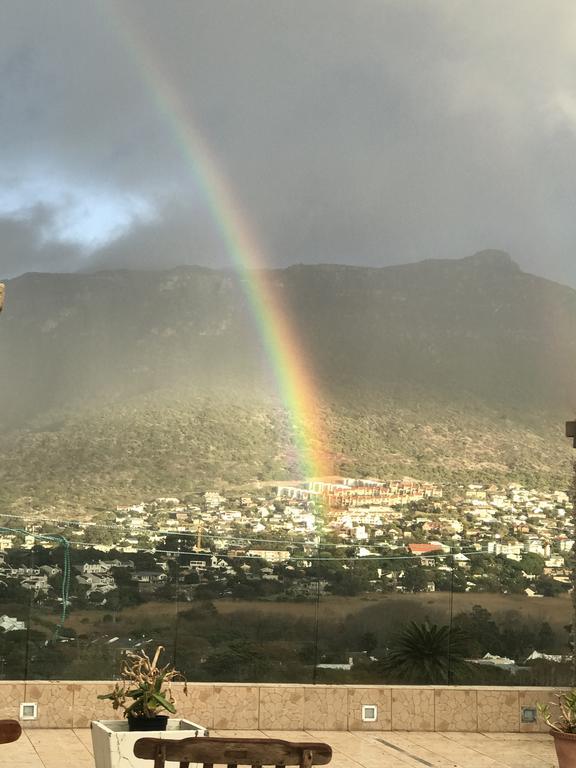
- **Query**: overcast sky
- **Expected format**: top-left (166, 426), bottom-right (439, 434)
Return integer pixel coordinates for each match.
top-left (1, 0), bottom-right (576, 285)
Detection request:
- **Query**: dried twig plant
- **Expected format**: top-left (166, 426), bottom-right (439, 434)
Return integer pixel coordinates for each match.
top-left (98, 645), bottom-right (187, 721)
top-left (540, 690), bottom-right (576, 734)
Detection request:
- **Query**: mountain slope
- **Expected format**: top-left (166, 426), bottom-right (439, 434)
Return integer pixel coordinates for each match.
top-left (1, 391), bottom-right (568, 508)
top-left (0, 251), bottom-right (574, 508)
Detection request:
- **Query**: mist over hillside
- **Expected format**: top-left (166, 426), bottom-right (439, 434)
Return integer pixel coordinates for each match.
top-left (1, 251), bottom-right (574, 509)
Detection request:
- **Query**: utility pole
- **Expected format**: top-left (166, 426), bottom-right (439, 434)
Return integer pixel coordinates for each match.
top-left (566, 420), bottom-right (576, 685)
top-left (194, 523), bottom-right (203, 551)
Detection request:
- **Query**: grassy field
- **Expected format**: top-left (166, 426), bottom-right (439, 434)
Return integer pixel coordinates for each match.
top-left (61, 591), bottom-right (572, 635)
top-left (220, 592), bottom-right (573, 632)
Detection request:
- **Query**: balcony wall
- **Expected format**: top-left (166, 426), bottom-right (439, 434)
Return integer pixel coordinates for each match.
top-left (0, 682), bottom-right (560, 732)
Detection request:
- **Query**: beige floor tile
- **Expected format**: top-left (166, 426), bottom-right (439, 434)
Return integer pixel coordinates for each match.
top-left (25, 728), bottom-right (93, 767)
top-left (355, 731), bottom-right (460, 767)
top-left (262, 730), bottom-right (319, 740)
top-left (401, 732), bottom-right (504, 768)
top-left (441, 733), bottom-right (554, 768)
top-left (483, 733), bottom-right (551, 742)
top-left (306, 730), bottom-right (413, 768)
top-left (448, 732), bottom-right (556, 757)
top-left (1, 732), bottom-right (44, 768)
top-left (446, 733), bottom-right (516, 745)
top-left (73, 728), bottom-right (94, 753)
top-left (328, 757), bottom-right (375, 768)
top-left (2, 728), bottom-right (559, 768)
top-left (211, 729), bottom-right (266, 738)
top-left (490, 740), bottom-right (557, 762)
top-left (305, 734), bottom-right (381, 768)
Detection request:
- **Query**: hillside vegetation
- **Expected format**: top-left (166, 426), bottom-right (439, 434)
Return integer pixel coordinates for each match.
top-left (0, 390), bottom-right (569, 512)
top-left (0, 251), bottom-right (574, 509)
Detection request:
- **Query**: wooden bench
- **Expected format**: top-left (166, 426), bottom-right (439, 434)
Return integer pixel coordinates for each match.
top-left (134, 736), bottom-right (332, 768)
top-left (0, 720), bottom-right (22, 745)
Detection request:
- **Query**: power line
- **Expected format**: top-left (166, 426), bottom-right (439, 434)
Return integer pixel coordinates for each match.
top-left (0, 511), bottom-right (537, 560)
top-left (0, 512), bottom-right (320, 546)
top-left (0, 532), bottom-right (506, 563)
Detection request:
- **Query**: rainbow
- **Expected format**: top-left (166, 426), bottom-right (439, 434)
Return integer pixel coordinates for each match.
top-left (102, 6), bottom-right (331, 479)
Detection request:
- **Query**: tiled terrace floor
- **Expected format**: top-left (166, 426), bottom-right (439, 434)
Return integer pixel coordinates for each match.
top-left (2, 729), bottom-right (557, 768)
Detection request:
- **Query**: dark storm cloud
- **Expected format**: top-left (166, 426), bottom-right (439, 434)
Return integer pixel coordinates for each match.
top-left (1, 1), bottom-right (576, 285)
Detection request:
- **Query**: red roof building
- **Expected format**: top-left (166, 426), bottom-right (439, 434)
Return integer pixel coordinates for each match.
top-left (408, 543), bottom-right (445, 555)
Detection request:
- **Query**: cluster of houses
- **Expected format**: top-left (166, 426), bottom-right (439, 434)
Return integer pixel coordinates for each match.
top-left (324, 482), bottom-right (573, 593)
top-left (277, 476), bottom-right (441, 507)
top-left (0, 478), bottom-right (572, 601)
top-left (0, 553), bottom-right (58, 595)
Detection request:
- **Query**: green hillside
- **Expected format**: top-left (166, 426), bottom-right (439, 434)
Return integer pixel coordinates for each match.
top-left (0, 251), bottom-right (574, 510)
top-left (0, 390), bottom-right (570, 513)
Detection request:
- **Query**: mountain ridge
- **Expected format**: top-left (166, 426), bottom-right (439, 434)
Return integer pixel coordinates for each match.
top-left (0, 251), bottom-right (574, 508)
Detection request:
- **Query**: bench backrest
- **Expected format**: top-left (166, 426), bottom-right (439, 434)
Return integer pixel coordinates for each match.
top-left (0, 720), bottom-right (22, 745)
top-left (134, 736), bottom-right (332, 768)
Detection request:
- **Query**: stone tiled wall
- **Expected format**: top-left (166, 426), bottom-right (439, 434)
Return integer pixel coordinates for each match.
top-left (0, 682), bottom-right (562, 732)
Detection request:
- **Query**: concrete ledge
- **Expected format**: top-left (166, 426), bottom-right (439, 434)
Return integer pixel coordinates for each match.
top-left (0, 682), bottom-right (562, 732)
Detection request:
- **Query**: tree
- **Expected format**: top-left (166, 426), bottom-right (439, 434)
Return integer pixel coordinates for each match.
top-left (202, 639), bottom-right (261, 680)
top-left (536, 621), bottom-right (556, 652)
top-left (535, 575), bottom-right (565, 597)
top-left (379, 621), bottom-right (470, 684)
top-left (497, 557), bottom-right (526, 594)
top-left (331, 560), bottom-right (379, 596)
top-left (401, 564), bottom-right (431, 592)
top-left (520, 553), bottom-right (546, 577)
top-left (361, 631), bottom-right (378, 655)
top-left (83, 526), bottom-right (118, 546)
top-left (454, 605), bottom-right (501, 657)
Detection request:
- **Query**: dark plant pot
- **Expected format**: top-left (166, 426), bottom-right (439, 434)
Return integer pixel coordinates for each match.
top-left (127, 715), bottom-right (169, 732)
top-left (551, 729), bottom-right (576, 768)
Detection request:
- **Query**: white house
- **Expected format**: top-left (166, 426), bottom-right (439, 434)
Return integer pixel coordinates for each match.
top-left (247, 549), bottom-right (291, 563)
top-left (0, 615), bottom-right (25, 632)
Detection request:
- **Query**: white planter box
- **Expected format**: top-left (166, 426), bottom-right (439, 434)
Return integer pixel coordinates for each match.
top-left (91, 719), bottom-right (208, 768)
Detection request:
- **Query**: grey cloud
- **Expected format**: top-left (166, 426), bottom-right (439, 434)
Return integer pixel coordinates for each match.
top-left (86, 203), bottom-right (228, 272)
top-left (0, 207), bottom-right (83, 278)
top-left (1, 1), bottom-right (576, 286)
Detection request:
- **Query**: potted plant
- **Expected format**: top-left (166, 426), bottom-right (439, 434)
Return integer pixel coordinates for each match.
top-left (98, 645), bottom-right (184, 731)
top-left (91, 646), bottom-right (208, 768)
top-left (539, 690), bottom-right (576, 768)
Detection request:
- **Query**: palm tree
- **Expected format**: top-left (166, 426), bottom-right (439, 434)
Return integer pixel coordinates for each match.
top-left (379, 620), bottom-right (470, 684)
